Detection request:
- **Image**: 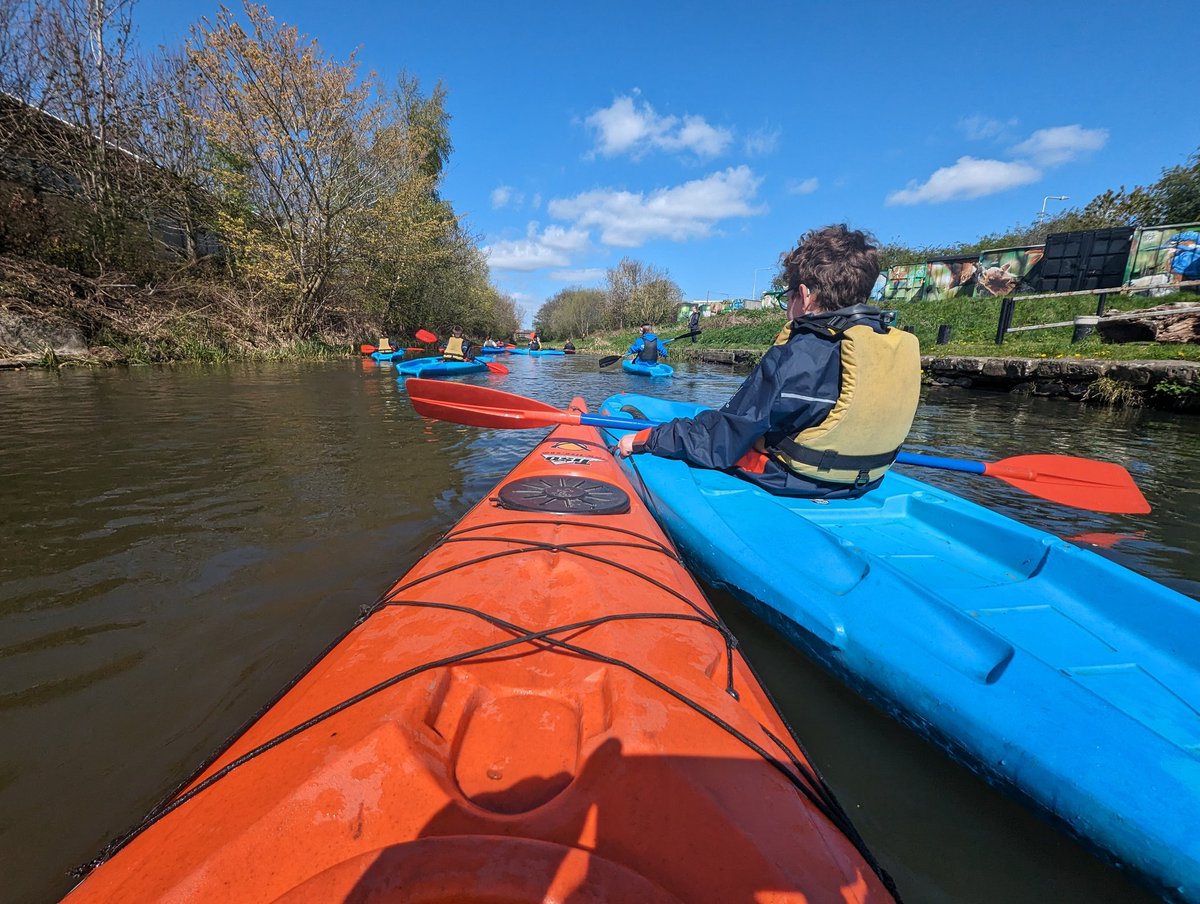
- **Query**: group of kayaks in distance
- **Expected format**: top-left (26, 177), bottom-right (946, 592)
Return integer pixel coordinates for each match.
top-left (60, 332), bottom-right (1197, 903)
top-left (363, 328), bottom-right (683, 381)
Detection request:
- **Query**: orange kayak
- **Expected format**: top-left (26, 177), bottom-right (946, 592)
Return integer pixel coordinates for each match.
top-left (64, 398), bottom-right (895, 903)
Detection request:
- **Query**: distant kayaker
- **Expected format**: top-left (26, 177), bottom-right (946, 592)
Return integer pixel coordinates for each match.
top-left (618, 224), bottom-right (921, 499)
top-left (628, 325), bottom-right (668, 363)
top-left (483, 336), bottom-right (496, 348)
top-left (442, 326), bottom-right (474, 361)
top-left (563, 338), bottom-right (576, 353)
top-left (528, 333), bottom-right (541, 351)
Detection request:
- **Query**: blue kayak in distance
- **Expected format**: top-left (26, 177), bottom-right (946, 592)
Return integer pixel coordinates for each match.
top-left (597, 392), bottom-right (1200, 902)
top-left (506, 347), bottom-right (530, 356)
top-left (530, 349), bottom-right (565, 356)
top-left (394, 356), bottom-right (489, 378)
top-left (476, 346), bottom-right (509, 354)
top-left (622, 358), bottom-right (674, 378)
top-left (369, 350), bottom-right (401, 361)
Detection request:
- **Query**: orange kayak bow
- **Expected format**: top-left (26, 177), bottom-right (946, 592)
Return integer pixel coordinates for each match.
top-left (64, 397), bottom-right (895, 903)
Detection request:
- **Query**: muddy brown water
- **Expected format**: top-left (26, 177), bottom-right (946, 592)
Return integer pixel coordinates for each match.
top-left (2, 354), bottom-right (1197, 903)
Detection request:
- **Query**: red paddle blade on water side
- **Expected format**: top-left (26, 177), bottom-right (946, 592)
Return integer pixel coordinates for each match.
top-left (360, 344), bottom-right (377, 355)
top-left (983, 454), bottom-right (1151, 515)
top-left (405, 378), bottom-right (575, 430)
top-left (415, 329), bottom-right (438, 344)
top-left (482, 360), bottom-right (509, 375)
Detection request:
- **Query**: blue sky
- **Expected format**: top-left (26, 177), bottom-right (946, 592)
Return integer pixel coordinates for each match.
top-left (134, 0), bottom-right (1198, 325)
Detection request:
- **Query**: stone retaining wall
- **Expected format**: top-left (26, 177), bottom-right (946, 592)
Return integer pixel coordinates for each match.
top-left (923, 355), bottom-right (1200, 399)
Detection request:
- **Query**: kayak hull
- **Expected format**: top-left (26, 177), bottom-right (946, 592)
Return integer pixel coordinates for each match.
top-left (530, 349), bottom-right (565, 356)
top-left (622, 358), bottom-right (674, 378)
top-left (394, 356), bottom-right (488, 377)
top-left (598, 392), bottom-right (1200, 902)
top-left (64, 400), bottom-right (892, 904)
top-left (476, 346), bottom-right (509, 354)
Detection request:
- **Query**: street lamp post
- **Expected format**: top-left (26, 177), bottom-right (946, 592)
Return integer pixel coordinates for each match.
top-left (751, 266), bottom-right (775, 301)
top-left (1038, 195), bottom-right (1069, 222)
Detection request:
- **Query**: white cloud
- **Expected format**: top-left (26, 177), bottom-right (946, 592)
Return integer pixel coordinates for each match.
top-left (548, 166), bottom-right (765, 247)
top-left (786, 177), bottom-right (819, 195)
top-left (490, 185), bottom-right (513, 208)
top-left (886, 157), bottom-right (1042, 205)
top-left (585, 94), bottom-right (733, 159)
top-left (484, 223), bottom-right (590, 271)
top-left (1010, 125), bottom-right (1108, 166)
top-left (958, 114), bottom-right (1017, 141)
top-left (550, 268), bottom-right (606, 283)
top-left (744, 127), bottom-right (781, 157)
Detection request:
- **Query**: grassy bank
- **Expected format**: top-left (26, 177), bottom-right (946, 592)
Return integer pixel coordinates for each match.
top-left (572, 292), bottom-right (1200, 365)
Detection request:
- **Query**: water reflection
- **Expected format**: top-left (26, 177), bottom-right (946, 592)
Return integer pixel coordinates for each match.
top-left (0, 354), bottom-right (1194, 903)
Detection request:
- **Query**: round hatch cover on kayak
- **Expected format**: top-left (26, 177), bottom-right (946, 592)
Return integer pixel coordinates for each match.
top-left (498, 476), bottom-right (629, 515)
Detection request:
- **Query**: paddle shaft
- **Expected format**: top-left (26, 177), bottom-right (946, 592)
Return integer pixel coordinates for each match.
top-left (402, 379), bottom-right (1150, 513)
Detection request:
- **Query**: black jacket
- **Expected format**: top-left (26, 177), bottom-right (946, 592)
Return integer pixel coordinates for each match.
top-left (636, 306), bottom-right (892, 498)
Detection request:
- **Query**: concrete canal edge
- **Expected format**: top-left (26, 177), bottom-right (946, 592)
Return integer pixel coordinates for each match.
top-left (688, 348), bottom-right (1200, 411)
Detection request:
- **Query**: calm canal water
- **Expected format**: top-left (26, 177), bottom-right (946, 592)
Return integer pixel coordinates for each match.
top-left (2, 353), bottom-right (1197, 903)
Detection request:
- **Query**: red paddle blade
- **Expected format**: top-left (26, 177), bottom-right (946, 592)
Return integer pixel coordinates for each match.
top-left (415, 329), bottom-right (438, 344)
top-left (482, 360), bottom-right (509, 374)
top-left (360, 344), bottom-right (377, 354)
top-left (405, 379), bottom-right (577, 429)
top-left (984, 454), bottom-right (1151, 514)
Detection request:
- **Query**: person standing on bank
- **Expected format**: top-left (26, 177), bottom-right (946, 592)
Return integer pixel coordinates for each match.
top-left (688, 306), bottom-right (700, 342)
top-left (627, 324), bottom-right (669, 363)
top-left (618, 225), bottom-right (921, 499)
top-left (442, 326), bottom-right (474, 361)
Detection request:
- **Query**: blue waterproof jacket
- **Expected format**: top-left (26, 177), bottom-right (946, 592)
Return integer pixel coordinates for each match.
top-left (628, 333), bottom-right (669, 363)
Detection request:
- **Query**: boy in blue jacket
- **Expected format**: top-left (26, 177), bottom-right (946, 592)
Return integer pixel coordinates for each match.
top-left (628, 325), bottom-right (669, 363)
top-left (618, 225), bottom-right (921, 499)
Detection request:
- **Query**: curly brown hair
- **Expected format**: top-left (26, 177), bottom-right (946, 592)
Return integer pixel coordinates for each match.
top-left (782, 224), bottom-right (879, 312)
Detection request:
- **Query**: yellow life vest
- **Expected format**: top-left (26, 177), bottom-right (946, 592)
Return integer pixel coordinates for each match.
top-left (444, 336), bottom-right (467, 361)
top-left (378, 337), bottom-right (393, 353)
top-left (767, 320), bottom-right (921, 487)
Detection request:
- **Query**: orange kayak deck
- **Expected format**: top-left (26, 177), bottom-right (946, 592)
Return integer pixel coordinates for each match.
top-left (64, 400), bottom-right (894, 903)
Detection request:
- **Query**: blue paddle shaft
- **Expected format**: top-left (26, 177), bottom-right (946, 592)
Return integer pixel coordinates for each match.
top-left (895, 451), bottom-right (986, 474)
top-left (581, 412), bottom-right (989, 475)
top-left (579, 412), bottom-right (658, 432)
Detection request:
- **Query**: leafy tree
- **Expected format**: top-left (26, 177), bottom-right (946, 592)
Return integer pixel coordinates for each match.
top-left (603, 257), bottom-right (681, 329)
top-left (532, 286), bottom-right (605, 340)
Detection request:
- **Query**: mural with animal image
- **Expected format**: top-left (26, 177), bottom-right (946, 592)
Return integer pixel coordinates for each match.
top-left (974, 246), bottom-right (1045, 297)
top-left (924, 256), bottom-right (980, 299)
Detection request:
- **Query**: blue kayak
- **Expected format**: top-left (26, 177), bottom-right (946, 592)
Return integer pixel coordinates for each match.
top-left (530, 349), bottom-right (565, 356)
top-left (394, 356), bottom-right (488, 377)
top-left (598, 392), bottom-right (1200, 901)
top-left (369, 350), bottom-right (401, 361)
top-left (622, 358), bottom-right (673, 378)
top-left (476, 346), bottom-right (509, 354)
top-left (506, 347), bottom-right (530, 356)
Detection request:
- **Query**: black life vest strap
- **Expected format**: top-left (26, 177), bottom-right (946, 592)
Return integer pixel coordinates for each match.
top-left (770, 435), bottom-right (901, 486)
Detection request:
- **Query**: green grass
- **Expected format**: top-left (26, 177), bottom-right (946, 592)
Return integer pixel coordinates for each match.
top-left (573, 293), bottom-right (1200, 364)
